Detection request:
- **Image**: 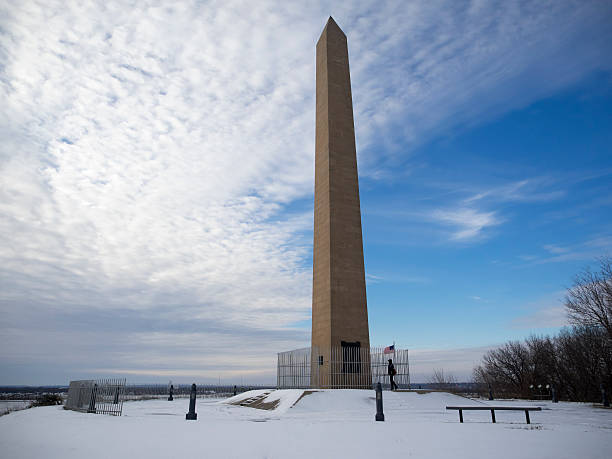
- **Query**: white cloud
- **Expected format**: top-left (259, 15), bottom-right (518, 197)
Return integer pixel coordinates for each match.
top-left (511, 306), bottom-right (569, 329)
top-left (366, 273), bottom-right (430, 284)
top-left (519, 236), bottom-right (612, 264)
top-left (365, 274), bottom-right (383, 284)
top-left (348, 0), bottom-right (612, 169)
top-left (1, 0), bottom-right (610, 382)
top-left (463, 179), bottom-right (565, 205)
top-left (543, 244), bottom-right (569, 255)
top-left (430, 207), bottom-right (500, 240)
top-left (507, 290), bottom-right (570, 330)
top-left (422, 174), bottom-right (571, 242)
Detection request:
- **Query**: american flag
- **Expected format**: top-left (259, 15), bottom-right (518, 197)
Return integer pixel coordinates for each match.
top-left (383, 344), bottom-right (395, 354)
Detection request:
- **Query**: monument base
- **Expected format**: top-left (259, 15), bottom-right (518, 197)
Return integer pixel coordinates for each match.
top-left (277, 345), bottom-right (410, 390)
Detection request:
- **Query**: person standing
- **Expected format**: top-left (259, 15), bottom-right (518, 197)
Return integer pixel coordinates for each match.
top-left (388, 359), bottom-right (398, 391)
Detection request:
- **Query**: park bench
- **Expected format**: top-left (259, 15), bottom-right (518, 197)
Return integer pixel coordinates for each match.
top-left (446, 405), bottom-right (542, 424)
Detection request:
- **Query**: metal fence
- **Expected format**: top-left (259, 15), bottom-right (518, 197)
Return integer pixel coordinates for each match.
top-left (123, 384), bottom-right (274, 400)
top-left (277, 348), bottom-right (312, 389)
top-left (371, 346), bottom-right (410, 389)
top-left (65, 378), bottom-right (126, 416)
top-left (278, 346), bottom-right (410, 389)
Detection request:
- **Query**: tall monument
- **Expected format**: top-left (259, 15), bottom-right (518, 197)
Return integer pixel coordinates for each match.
top-left (311, 17), bottom-right (370, 388)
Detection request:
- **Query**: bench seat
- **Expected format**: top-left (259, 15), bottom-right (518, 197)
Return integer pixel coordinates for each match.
top-left (446, 405), bottom-right (542, 424)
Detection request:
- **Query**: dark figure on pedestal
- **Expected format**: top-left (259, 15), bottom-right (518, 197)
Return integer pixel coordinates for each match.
top-left (388, 359), bottom-right (398, 391)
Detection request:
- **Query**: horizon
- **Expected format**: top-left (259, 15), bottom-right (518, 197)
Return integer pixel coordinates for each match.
top-left (1, 0), bottom-right (611, 386)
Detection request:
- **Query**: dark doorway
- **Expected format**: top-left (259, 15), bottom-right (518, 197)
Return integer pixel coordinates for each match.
top-left (341, 341), bottom-right (361, 374)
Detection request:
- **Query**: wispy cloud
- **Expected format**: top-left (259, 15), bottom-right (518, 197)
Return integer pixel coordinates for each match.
top-left (517, 236), bottom-right (612, 265)
top-left (543, 244), bottom-right (569, 255)
top-left (510, 291), bottom-right (570, 329)
top-left (429, 207), bottom-right (501, 241)
top-left (463, 178), bottom-right (565, 205)
top-left (367, 273), bottom-right (430, 284)
top-left (409, 171), bottom-right (594, 243)
top-left (350, 0), bottom-right (612, 168)
top-left (511, 305), bottom-right (569, 329)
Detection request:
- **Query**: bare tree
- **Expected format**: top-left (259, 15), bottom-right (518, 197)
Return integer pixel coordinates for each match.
top-left (556, 326), bottom-right (611, 401)
top-left (525, 335), bottom-right (558, 388)
top-left (474, 327), bottom-right (611, 402)
top-left (476, 341), bottom-right (531, 397)
top-left (565, 257), bottom-right (612, 340)
top-left (428, 368), bottom-right (457, 390)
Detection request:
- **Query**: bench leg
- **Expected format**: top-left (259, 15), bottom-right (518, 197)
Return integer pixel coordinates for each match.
top-left (491, 409), bottom-right (496, 423)
top-left (459, 409), bottom-right (463, 423)
top-left (525, 410), bottom-right (530, 424)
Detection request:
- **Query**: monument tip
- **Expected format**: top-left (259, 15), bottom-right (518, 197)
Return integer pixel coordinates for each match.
top-left (321, 16), bottom-right (346, 38)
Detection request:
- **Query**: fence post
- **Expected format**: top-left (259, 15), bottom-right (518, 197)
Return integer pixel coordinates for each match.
top-left (186, 384), bottom-right (197, 420)
top-left (168, 384), bottom-right (174, 401)
top-left (375, 382), bottom-right (385, 421)
top-left (87, 384), bottom-right (98, 413)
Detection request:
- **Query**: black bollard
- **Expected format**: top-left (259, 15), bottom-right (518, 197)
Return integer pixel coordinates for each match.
top-left (87, 384), bottom-right (98, 413)
top-left (375, 382), bottom-right (385, 421)
top-left (186, 383), bottom-right (197, 420)
top-left (488, 384), bottom-right (494, 401)
top-left (233, 385), bottom-right (237, 396)
top-left (551, 385), bottom-right (558, 403)
top-left (168, 384), bottom-right (174, 401)
top-left (602, 384), bottom-right (610, 407)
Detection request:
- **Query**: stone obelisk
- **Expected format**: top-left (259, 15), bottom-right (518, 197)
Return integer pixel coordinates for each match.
top-left (311, 17), bottom-right (370, 387)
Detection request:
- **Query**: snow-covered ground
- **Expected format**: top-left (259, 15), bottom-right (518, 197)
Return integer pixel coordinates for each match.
top-left (1, 390), bottom-right (610, 458)
top-left (0, 401), bottom-right (32, 416)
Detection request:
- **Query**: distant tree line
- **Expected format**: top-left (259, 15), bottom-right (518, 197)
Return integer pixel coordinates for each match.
top-left (428, 368), bottom-right (458, 391)
top-left (473, 257), bottom-right (612, 402)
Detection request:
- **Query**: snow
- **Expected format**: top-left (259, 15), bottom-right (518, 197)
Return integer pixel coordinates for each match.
top-left (0, 401), bottom-right (31, 416)
top-left (223, 389), bottom-right (307, 414)
top-left (1, 390), bottom-right (610, 458)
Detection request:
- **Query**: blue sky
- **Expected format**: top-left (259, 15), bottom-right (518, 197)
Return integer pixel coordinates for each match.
top-left (1, 0), bottom-right (611, 384)
top-left (363, 72), bottom-right (612, 347)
